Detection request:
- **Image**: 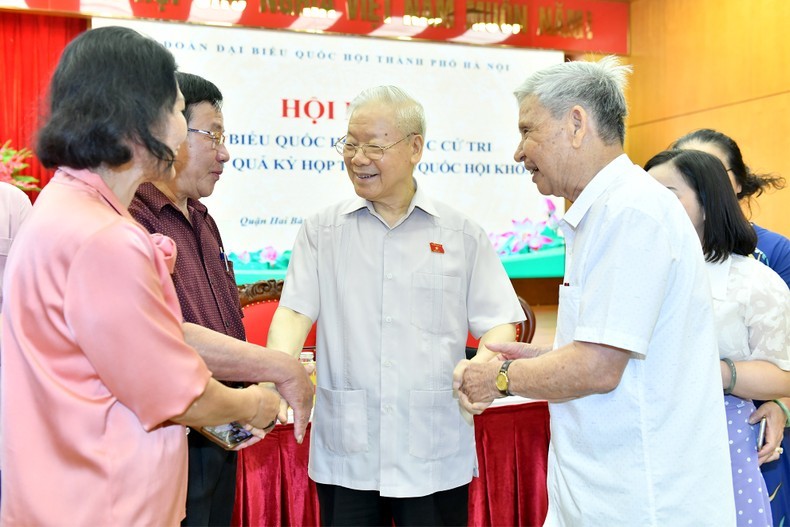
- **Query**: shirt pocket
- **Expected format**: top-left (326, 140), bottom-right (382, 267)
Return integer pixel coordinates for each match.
top-left (410, 272), bottom-right (463, 335)
top-left (408, 389), bottom-right (460, 460)
top-left (313, 386), bottom-right (369, 455)
top-left (0, 237), bottom-right (11, 256)
top-left (556, 284), bottom-right (581, 345)
top-left (224, 260), bottom-right (244, 317)
top-left (225, 259), bottom-right (236, 280)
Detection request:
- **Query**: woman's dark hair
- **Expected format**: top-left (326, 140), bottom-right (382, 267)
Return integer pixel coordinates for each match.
top-left (645, 149), bottom-right (757, 263)
top-left (36, 26), bottom-right (179, 170)
top-left (671, 129), bottom-right (786, 204)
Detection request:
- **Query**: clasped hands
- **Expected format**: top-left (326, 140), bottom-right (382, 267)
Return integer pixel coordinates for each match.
top-left (266, 359), bottom-right (316, 443)
top-left (453, 341), bottom-right (542, 416)
top-left (227, 385), bottom-right (282, 451)
top-left (238, 359), bottom-right (315, 449)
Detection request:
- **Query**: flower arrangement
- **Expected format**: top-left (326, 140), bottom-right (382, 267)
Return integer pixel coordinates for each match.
top-left (227, 200), bottom-right (565, 280)
top-left (230, 246), bottom-right (291, 270)
top-left (489, 198), bottom-right (564, 256)
top-left (0, 140), bottom-right (40, 191)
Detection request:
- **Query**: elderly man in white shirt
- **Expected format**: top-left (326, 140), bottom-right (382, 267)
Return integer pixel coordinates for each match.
top-left (454, 56), bottom-right (736, 526)
top-left (267, 85), bottom-right (524, 526)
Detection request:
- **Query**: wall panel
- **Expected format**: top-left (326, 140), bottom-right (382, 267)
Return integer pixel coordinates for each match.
top-left (626, 0), bottom-right (790, 236)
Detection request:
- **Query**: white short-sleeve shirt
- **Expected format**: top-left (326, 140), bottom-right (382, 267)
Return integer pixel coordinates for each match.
top-left (545, 155), bottom-right (736, 526)
top-left (280, 182), bottom-right (524, 497)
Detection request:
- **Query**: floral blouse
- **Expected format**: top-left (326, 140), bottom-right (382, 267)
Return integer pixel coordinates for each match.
top-left (707, 254), bottom-right (790, 369)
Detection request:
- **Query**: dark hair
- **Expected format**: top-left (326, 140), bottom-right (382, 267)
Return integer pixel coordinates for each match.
top-left (36, 26), bottom-right (179, 170)
top-left (645, 149), bottom-right (757, 263)
top-left (175, 72), bottom-right (223, 124)
top-left (671, 129), bottom-right (786, 204)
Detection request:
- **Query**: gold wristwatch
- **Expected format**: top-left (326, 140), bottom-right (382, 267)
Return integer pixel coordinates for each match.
top-left (495, 360), bottom-right (514, 396)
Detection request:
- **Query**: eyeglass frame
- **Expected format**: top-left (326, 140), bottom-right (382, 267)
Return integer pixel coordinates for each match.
top-left (187, 128), bottom-right (227, 149)
top-left (334, 132), bottom-right (416, 160)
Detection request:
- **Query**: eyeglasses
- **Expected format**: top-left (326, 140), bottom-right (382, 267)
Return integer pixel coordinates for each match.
top-left (188, 128), bottom-right (226, 149)
top-left (334, 133), bottom-right (415, 160)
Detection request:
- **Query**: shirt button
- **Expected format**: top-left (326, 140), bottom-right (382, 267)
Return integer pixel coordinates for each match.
top-left (383, 360), bottom-right (392, 367)
top-left (385, 316), bottom-right (392, 323)
top-left (386, 273), bottom-right (393, 279)
top-left (384, 405), bottom-right (393, 413)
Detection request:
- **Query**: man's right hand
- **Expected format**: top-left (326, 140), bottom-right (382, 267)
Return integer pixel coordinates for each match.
top-left (271, 358), bottom-right (314, 443)
top-left (274, 361), bottom-right (316, 424)
top-left (265, 307), bottom-right (318, 444)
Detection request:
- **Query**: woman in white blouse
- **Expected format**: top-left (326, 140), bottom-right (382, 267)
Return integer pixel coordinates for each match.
top-left (646, 148), bottom-right (790, 527)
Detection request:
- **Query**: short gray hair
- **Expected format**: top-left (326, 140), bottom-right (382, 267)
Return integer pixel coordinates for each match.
top-left (348, 85), bottom-right (426, 137)
top-left (514, 55), bottom-right (632, 145)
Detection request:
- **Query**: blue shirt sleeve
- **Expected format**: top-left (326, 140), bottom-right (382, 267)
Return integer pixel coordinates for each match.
top-left (755, 224), bottom-right (790, 288)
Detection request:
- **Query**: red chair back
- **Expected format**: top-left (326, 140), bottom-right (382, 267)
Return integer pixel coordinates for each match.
top-left (242, 299), bottom-right (279, 347)
top-left (239, 279), bottom-right (317, 349)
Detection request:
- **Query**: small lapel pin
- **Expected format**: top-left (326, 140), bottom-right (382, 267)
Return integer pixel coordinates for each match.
top-left (430, 242), bottom-right (445, 254)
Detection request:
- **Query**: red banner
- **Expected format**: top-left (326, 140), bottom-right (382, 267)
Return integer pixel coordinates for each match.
top-left (1, 0), bottom-right (628, 53)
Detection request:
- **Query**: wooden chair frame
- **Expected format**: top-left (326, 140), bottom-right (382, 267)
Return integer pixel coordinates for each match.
top-left (237, 279), bottom-right (283, 308)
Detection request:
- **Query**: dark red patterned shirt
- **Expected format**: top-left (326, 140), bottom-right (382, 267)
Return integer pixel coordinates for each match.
top-left (129, 183), bottom-right (245, 348)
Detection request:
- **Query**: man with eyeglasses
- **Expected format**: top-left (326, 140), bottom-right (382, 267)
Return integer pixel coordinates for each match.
top-left (267, 85), bottom-right (524, 526)
top-left (129, 72), bottom-right (314, 526)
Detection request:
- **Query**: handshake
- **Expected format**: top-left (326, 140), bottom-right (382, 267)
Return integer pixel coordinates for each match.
top-left (453, 341), bottom-right (547, 417)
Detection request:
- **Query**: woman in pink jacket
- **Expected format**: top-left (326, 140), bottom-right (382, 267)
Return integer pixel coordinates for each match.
top-left (0, 26), bottom-right (279, 526)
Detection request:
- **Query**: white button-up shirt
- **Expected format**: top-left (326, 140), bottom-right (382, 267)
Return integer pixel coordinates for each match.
top-left (545, 155), bottom-right (736, 526)
top-left (281, 182), bottom-right (523, 497)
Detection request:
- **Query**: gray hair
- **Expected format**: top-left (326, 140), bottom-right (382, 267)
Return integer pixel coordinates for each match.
top-left (348, 85), bottom-right (426, 137)
top-left (514, 55), bottom-right (632, 145)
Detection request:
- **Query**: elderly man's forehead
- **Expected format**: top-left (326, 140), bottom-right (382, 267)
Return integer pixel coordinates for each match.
top-left (348, 105), bottom-right (400, 132)
top-left (350, 101), bottom-right (398, 120)
top-left (517, 97), bottom-right (548, 122)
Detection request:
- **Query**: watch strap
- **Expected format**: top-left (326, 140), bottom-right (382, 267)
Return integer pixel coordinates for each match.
top-left (498, 359), bottom-right (514, 396)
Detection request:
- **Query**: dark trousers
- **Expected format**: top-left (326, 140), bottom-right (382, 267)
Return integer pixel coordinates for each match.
top-left (182, 432), bottom-right (238, 527)
top-left (316, 482), bottom-right (469, 527)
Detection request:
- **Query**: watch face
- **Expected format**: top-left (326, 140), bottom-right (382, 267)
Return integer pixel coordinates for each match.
top-left (495, 372), bottom-right (508, 392)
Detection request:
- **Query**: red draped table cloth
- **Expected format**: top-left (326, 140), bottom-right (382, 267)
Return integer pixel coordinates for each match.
top-left (233, 401), bottom-right (549, 526)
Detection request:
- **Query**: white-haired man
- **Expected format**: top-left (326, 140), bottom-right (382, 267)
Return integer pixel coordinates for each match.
top-left (268, 85), bottom-right (524, 526)
top-left (454, 57), bottom-right (736, 525)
